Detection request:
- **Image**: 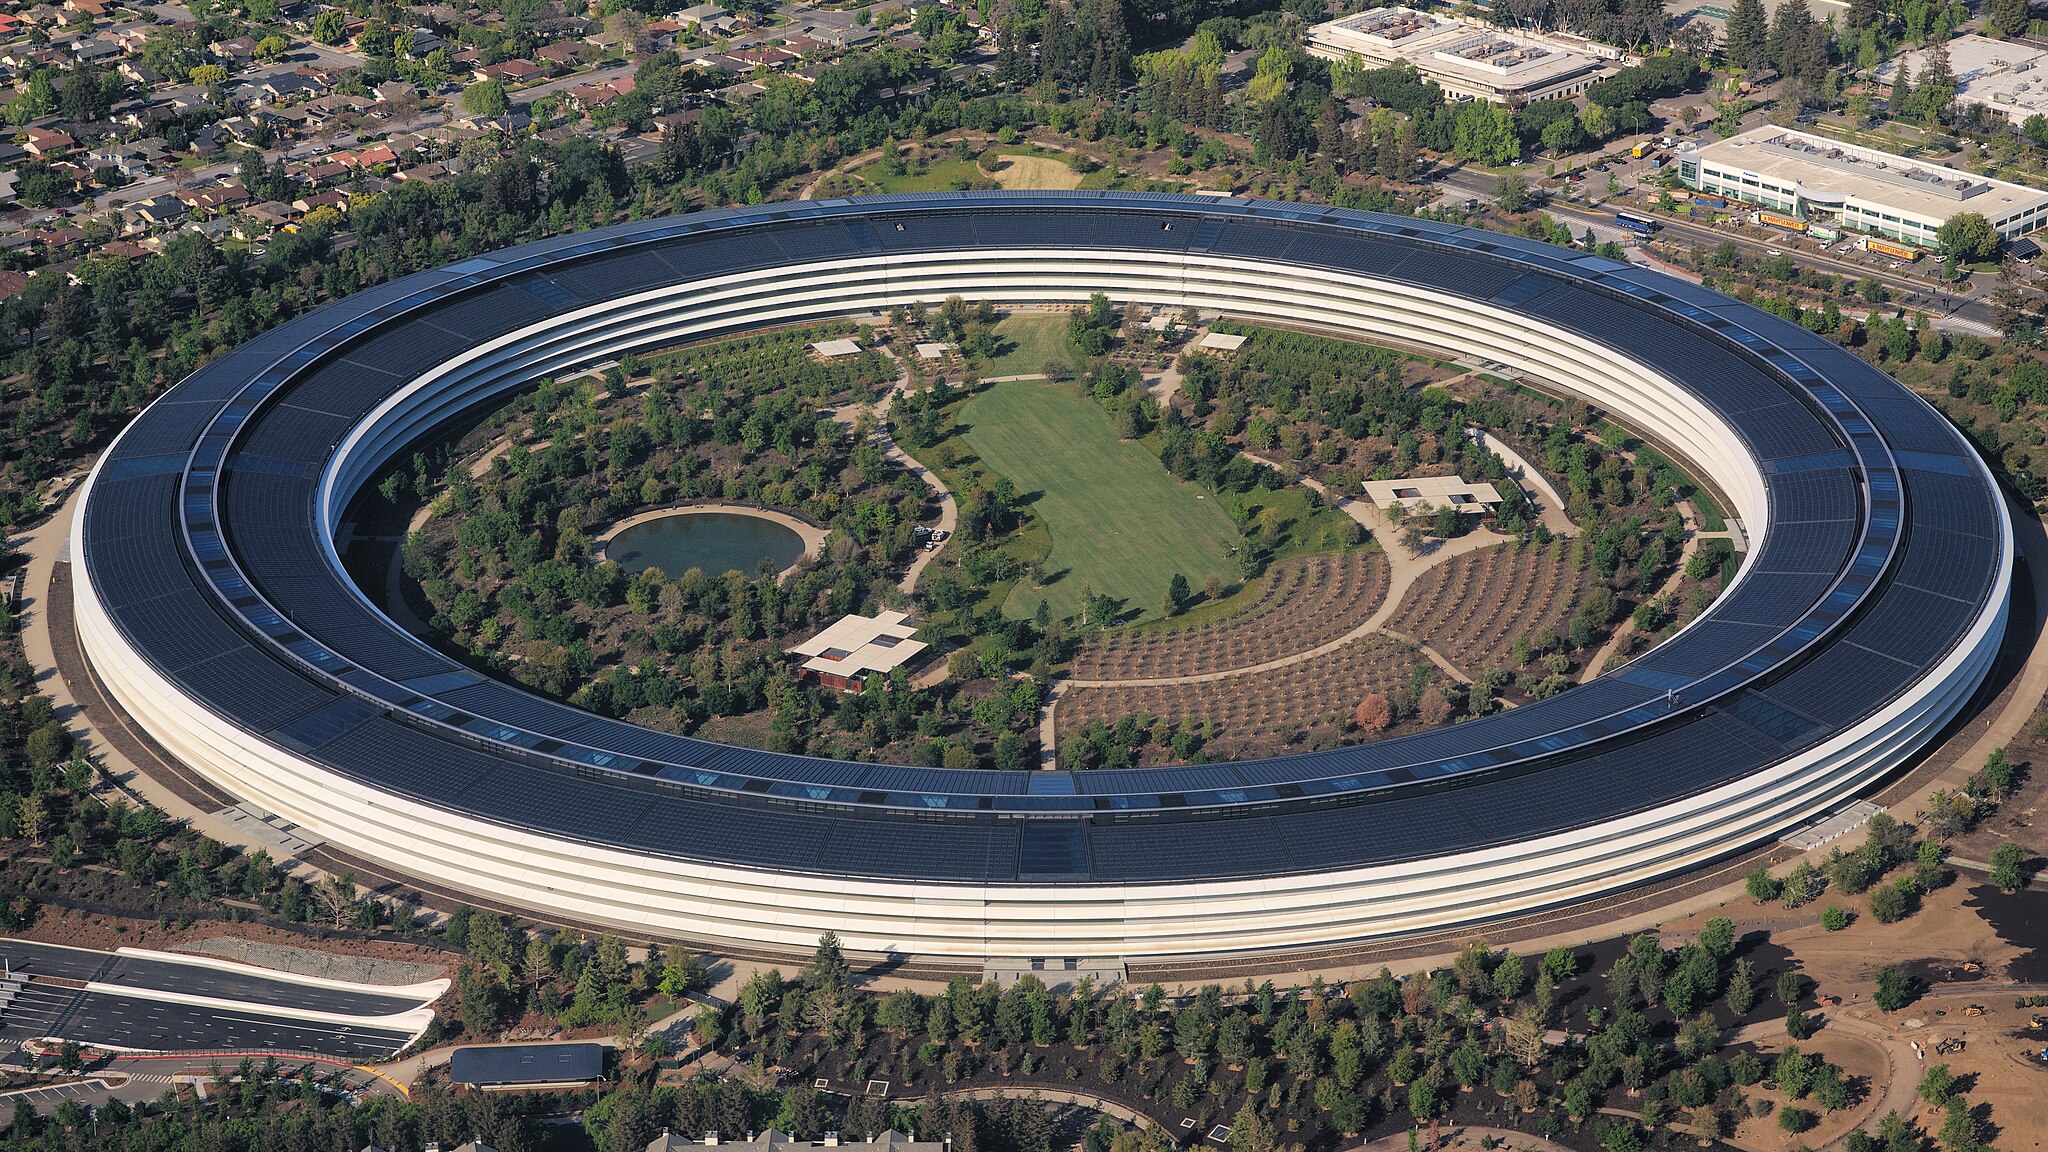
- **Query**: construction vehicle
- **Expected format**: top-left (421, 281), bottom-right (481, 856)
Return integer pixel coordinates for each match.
top-left (1962, 961), bottom-right (1983, 974)
top-left (1936, 1038), bottom-right (1967, 1055)
top-left (2030, 1015), bottom-right (2047, 1029)
top-left (1963, 1004), bottom-right (1986, 1017)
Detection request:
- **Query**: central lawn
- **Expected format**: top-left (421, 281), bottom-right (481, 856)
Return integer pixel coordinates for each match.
top-left (984, 314), bottom-right (1074, 377)
top-left (961, 380), bottom-right (1241, 624)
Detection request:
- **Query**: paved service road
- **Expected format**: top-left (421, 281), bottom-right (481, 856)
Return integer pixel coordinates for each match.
top-left (100, 955), bottom-right (426, 1017)
top-left (0, 940), bottom-right (430, 1016)
top-left (63, 993), bottom-right (414, 1061)
top-left (0, 982), bottom-right (90, 1056)
top-left (0, 941), bottom-right (116, 983)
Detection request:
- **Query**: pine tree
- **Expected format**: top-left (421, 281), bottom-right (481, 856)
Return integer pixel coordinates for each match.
top-left (1316, 97), bottom-right (1345, 164)
top-left (1723, 0), bottom-right (1768, 70)
top-left (1990, 0), bottom-right (2032, 38)
top-left (1086, 0), bottom-right (1128, 96)
top-left (1916, 41), bottom-right (1957, 125)
top-left (1766, 0), bottom-right (1815, 76)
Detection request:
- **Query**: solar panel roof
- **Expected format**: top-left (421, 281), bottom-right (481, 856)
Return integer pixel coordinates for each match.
top-left (77, 192), bottom-right (2006, 884)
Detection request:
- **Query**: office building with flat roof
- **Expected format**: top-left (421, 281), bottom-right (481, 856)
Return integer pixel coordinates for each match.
top-left (1675, 126), bottom-right (2048, 246)
top-left (1873, 35), bottom-right (2048, 124)
top-left (1304, 7), bottom-right (1614, 104)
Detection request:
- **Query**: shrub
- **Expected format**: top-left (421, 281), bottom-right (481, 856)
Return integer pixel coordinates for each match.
top-left (1820, 906), bottom-right (1850, 931)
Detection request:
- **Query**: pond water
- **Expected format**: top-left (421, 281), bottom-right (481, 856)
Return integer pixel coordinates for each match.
top-left (607, 512), bottom-right (805, 578)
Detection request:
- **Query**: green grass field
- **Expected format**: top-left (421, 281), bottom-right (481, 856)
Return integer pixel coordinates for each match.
top-left (962, 381), bottom-right (1241, 624)
top-left (985, 314), bottom-right (1074, 377)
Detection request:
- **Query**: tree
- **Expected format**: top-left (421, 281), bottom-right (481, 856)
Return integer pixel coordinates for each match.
top-left (1873, 966), bottom-right (1913, 1011)
top-left (312, 9), bottom-right (348, 44)
top-left (1165, 572), bottom-right (1190, 616)
top-left (1989, 841), bottom-right (2030, 892)
top-left (1746, 867), bottom-right (1783, 901)
top-left (1354, 692), bottom-right (1393, 733)
top-left (1918, 1063), bottom-right (1957, 1106)
top-left (1540, 115), bottom-right (1586, 155)
top-left (1724, 0), bottom-right (1769, 69)
top-left (1991, 0), bottom-right (2033, 36)
top-left (61, 64), bottom-right (111, 121)
top-left (804, 930), bottom-right (851, 995)
top-left (16, 795), bottom-right (45, 847)
top-left (189, 63), bottom-right (229, 88)
top-left (1495, 172), bottom-right (1530, 212)
top-left (463, 79), bottom-right (510, 118)
top-left (1492, 951), bottom-right (1529, 999)
top-left (1913, 42), bottom-right (1958, 126)
top-left (1869, 879), bottom-right (1911, 923)
top-left (1937, 213), bottom-right (1999, 264)
top-left (1820, 905), bottom-right (1850, 931)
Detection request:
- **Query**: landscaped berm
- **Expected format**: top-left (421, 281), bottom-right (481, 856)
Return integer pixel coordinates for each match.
top-left (961, 379), bottom-right (1240, 624)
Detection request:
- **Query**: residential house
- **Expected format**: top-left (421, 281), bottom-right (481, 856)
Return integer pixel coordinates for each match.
top-left (0, 269), bottom-right (29, 302)
top-left (394, 160), bottom-right (445, 182)
top-left (405, 27), bottom-right (448, 57)
top-left (23, 128), bottom-right (76, 157)
top-left (535, 41), bottom-right (582, 69)
top-left (673, 2), bottom-right (737, 35)
top-left (375, 79), bottom-right (414, 104)
top-left (568, 74), bottom-right (636, 110)
top-left (70, 35), bottom-right (122, 65)
top-left (347, 142), bottom-right (397, 168)
top-left (117, 60), bottom-right (165, 87)
top-left (85, 140), bottom-right (163, 179)
top-left (129, 192), bottom-right (189, 226)
top-left (474, 58), bottom-right (544, 84)
top-left (176, 180), bottom-right (251, 215)
top-left (297, 159), bottom-right (350, 184)
top-left (209, 35), bottom-right (257, 63)
top-left (292, 188), bottom-right (347, 216)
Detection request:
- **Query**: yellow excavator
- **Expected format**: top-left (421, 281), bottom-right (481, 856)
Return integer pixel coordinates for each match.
top-left (1962, 1005), bottom-right (1986, 1018)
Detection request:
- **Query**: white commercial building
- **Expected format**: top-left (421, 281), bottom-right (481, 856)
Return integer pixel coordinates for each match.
top-left (1873, 35), bottom-right (2048, 124)
top-left (1304, 7), bottom-right (1615, 104)
top-left (1675, 126), bottom-right (2048, 246)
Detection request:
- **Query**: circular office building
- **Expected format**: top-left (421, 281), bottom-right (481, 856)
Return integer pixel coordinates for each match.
top-left (72, 193), bottom-right (2011, 962)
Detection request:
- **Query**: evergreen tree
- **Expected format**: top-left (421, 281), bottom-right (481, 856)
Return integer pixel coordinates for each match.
top-left (1723, 0), bottom-right (1769, 69)
top-left (1990, 0), bottom-right (2032, 38)
top-left (1914, 41), bottom-right (1957, 124)
top-left (1765, 0), bottom-right (1815, 75)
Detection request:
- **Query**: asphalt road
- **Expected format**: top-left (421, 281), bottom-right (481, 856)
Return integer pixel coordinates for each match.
top-left (61, 993), bottom-right (412, 1061)
top-left (101, 955), bottom-right (423, 1017)
top-left (0, 941), bottom-right (115, 983)
top-left (0, 940), bottom-right (425, 1017)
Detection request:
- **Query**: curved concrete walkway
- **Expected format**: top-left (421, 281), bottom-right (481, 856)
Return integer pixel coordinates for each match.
top-left (825, 344), bottom-right (959, 595)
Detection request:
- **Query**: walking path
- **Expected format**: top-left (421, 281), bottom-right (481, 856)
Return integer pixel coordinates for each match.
top-left (1576, 510), bottom-right (1702, 683)
top-left (1466, 427), bottom-right (1576, 538)
top-left (825, 345), bottom-right (959, 595)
